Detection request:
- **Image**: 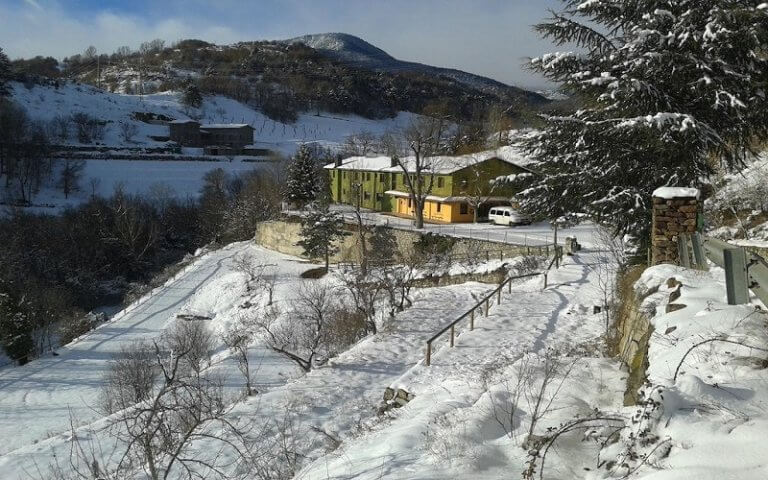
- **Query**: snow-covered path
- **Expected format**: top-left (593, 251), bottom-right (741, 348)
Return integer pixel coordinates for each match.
top-left (0, 243), bottom-right (283, 456)
top-left (298, 250), bottom-right (623, 479)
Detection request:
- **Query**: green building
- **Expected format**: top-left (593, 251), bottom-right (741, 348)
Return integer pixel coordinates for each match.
top-left (324, 147), bottom-right (535, 223)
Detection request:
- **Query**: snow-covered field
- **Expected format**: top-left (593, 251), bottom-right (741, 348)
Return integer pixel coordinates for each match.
top-left (18, 157), bottom-right (277, 214)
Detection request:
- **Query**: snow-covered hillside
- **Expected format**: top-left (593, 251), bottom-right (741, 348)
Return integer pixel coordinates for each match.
top-left (0, 230), bottom-right (631, 479)
top-left (11, 81), bottom-right (417, 155)
top-left (5, 81), bottom-right (418, 210)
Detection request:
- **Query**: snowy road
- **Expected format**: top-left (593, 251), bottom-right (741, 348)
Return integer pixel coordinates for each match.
top-left (324, 206), bottom-right (602, 248)
top-left (0, 246), bottom-right (247, 455)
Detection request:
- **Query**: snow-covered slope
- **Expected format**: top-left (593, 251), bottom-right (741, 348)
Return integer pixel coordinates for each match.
top-left (627, 264), bottom-right (768, 479)
top-left (11, 81), bottom-right (417, 155)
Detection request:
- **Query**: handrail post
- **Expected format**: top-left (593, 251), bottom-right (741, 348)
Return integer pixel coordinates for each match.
top-left (450, 324), bottom-right (455, 347)
top-left (497, 287), bottom-right (502, 305)
top-left (724, 247), bottom-right (749, 305)
top-left (508, 278), bottom-right (512, 293)
top-left (484, 298), bottom-right (489, 317)
top-left (470, 309), bottom-right (475, 330)
top-left (426, 342), bottom-right (431, 366)
top-left (692, 232), bottom-right (708, 271)
top-left (543, 272), bottom-right (548, 289)
top-left (677, 234), bottom-right (691, 268)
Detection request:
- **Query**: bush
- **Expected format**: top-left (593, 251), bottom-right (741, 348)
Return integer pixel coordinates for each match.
top-left (301, 267), bottom-right (328, 279)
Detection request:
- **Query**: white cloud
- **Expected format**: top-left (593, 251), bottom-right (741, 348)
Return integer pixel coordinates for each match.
top-left (22, 0), bottom-right (43, 11)
top-left (0, 3), bottom-right (243, 59)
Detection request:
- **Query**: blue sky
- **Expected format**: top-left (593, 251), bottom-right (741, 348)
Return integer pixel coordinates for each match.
top-left (0, 0), bottom-right (563, 88)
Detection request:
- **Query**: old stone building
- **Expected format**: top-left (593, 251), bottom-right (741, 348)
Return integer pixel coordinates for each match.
top-left (168, 120), bottom-right (255, 153)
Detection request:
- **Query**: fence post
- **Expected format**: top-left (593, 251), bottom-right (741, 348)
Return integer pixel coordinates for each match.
top-left (724, 248), bottom-right (749, 305)
top-left (677, 234), bottom-right (691, 268)
top-left (450, 324), bottom-right (455, 347)
top-left (497, 287), bottom-right (502, 305)
top-left (508, 278), bottom-right (512, 293)
top-left (691, 232), bottom-right (708, 271)
top-left (543, 272), bottom-right (548, 289)
top-left (426, 342), bottom-right (431, 366)
top-left (484, 298), bottom-right (489, 316)
top-left (470, 309), bottom-right (475, 330)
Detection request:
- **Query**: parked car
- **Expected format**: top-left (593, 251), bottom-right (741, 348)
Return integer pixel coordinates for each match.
top-left (488, 206), bottom-right (531, 226)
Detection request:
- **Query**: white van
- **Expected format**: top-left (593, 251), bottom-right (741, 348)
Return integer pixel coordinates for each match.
top-left (488, 206), bottom-right (531, 226)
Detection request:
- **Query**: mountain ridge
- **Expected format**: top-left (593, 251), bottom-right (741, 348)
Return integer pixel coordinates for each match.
top-left (285, 33), bottom-right (542, 100)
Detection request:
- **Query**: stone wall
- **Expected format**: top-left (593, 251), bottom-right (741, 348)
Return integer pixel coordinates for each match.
top-left (253, 218), bottom-right (551, 264)
top-left (614, 268), bottom-right (653, 405)
top-left (651, 190), bottom-right (700, 266)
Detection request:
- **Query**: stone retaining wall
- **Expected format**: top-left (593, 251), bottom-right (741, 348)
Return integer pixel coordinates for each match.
top-left (254, 218), bottom-right (550, 264)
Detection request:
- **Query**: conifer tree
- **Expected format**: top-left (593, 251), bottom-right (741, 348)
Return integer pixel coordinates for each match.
top-left (512, 1), bottom-right (768, 240)
top-left (0, 290), bottom-right (33, 365)
top-left (285, 144), bottom-right (320, 207)
top-left (0, 47), bottom-right (11, 97)
top-left (297, 206), bottom-right (348, 270)
top-left (181, 81), bottom-right (203, 109)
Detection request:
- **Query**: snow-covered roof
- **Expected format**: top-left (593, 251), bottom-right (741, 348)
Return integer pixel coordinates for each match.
top-left (324, 146), bottom-right (535, 174)
top-left (170, 119), bottom-right (199, 124)
top-left (384, 190), bottom-right (508, 203)
top-left (652, 187), bottom-right (700, 199)
top-left (323, 156), bottom-right (394, 171)
top-left (200, 123), bottom-right (253, 129)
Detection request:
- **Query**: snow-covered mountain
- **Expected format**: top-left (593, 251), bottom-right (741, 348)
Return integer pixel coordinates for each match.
top-left (287, 33), bottom-right (545, 100)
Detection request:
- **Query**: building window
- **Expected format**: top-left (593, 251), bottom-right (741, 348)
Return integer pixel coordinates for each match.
top-left (436, 202), bottom-right (442, 212)
top-left (437, 177), bottom-right (444, 188)
top-left (460, 203), bottom-right (468, 215)
top-left (364, 191), bottom-right (371, 200)
top-left (408, 198), bottom-right (412, 208)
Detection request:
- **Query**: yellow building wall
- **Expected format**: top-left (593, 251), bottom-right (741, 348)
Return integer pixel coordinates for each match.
top-left (393, 197), bottom-right (475, 223)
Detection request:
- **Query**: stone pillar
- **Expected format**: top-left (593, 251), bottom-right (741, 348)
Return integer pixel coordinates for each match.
top-left (651, 187), bottom-right (700, 266)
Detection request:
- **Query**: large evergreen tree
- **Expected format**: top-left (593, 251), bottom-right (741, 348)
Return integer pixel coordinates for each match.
top-left (0, 47), bottom-right (11, 97)
top-left (297, 207), bottom-right (348, 270)
top-left (285, 144), bottom-right (321, 207)
top-left (513, 1), bottom-right (768, 239)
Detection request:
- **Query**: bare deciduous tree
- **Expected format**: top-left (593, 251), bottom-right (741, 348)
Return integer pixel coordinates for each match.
top-left (342, 130), bottom-right (377, 157)
top-left (384, 116), bottom-right (451, 229)
top-left (58, 158), bottom-right (85, 198)
top-left (119, 122), bottom-right (139, 143)
top-left (64, 321), bottom-right (257, 480)
top-left (221, 317), bottom-right (255, 397)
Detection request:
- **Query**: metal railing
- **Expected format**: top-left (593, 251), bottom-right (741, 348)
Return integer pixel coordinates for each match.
top-left (424, 246), bottom-right (563, 366)
top-left (679, 233), bottom-right (768, 306)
